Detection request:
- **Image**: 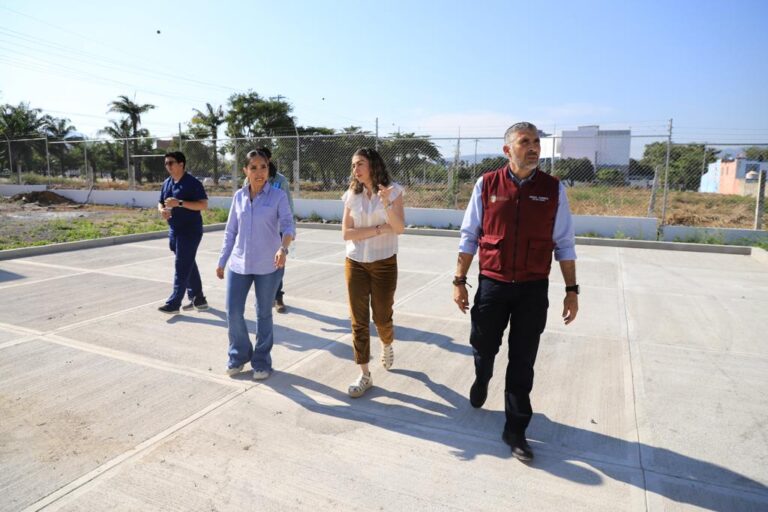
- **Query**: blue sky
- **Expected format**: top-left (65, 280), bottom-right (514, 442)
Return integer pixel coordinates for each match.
top-left (1, 0), bottom-right (767, 147)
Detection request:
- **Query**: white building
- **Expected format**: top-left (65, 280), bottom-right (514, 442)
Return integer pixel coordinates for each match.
top-left (558, 125), bottom-right (631, 171)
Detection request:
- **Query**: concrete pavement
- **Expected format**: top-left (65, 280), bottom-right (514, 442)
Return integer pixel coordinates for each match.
top-left (1, 228), bottom-right (766, 511)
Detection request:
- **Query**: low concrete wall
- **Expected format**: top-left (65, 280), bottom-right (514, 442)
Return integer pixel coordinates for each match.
top-left (573, 215), bottom-right (658, 240)
top-left (661, 225), bottom-right (768, 244)
top-left (0, 184), bottom-right (47, 195)
top-left (4, 186), bottom-right (764, 247)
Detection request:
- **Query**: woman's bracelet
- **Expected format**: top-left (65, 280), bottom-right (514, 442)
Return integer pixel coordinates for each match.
top-left (375, 224), bottom-right (381, 236)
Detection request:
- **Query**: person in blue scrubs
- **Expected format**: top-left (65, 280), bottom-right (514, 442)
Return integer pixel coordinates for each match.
top-left (157, 151), bottom-right (209, 314)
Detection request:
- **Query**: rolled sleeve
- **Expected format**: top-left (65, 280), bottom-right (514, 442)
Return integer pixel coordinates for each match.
top-left (217, 194), bottom-right (240, 268)
top-left (553, 183), bottom-right (577, 261)
top-left (458, 176), bottom-right (484, 254)
top-left (277, 191), bottom-right (295, 238)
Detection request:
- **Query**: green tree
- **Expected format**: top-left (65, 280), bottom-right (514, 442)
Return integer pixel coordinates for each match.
top-left (99, 118), bottom-right (144, 181)
top-left (380, 132), bottom-right (442, 187)
top-left (295, 126), bottom-right (367, 188)
top-left (628, 158), bottom-right (655, 179)
top-left (43, 117), bottom-right (78, 176)
top-left (0, 102), bottom-right (48, 173)
top-left (470, 156), bottom-right (507, 180)
top-left (108, 95), bottom-right (155, 184)
top-left (641, 142), bottom-right (719, 191)
top-left (553, 157), bottom-right (595, 186)
top-left (595, 168), bottom-right (625, 185)
top-left (191, 103), bottom-right (226, 184)
top-left (225, 91), bottom-right (294, 138)
top-left (744, 146), bottom-right (768, 161)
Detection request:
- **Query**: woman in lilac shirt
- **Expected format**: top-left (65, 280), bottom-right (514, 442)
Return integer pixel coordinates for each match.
top-left (216, 149), bottom-right (295, 380)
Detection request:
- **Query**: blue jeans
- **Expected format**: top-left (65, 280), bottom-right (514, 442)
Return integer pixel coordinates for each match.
top-left (167, 229), bottom-right (203, 308)
top-left (226, 268), bottom-right (284, 372)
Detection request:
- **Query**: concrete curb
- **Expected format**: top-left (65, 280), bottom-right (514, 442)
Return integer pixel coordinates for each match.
top-left (1, 222), bottom-right (758, 261)
top-left (574, 236), bottom-right (752, 255)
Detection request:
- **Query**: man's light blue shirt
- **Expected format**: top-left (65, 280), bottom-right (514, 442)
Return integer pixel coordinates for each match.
top-left (218, 183), bottom-right (295, 275)
top-left (459, 170), bottom-right (577, 261)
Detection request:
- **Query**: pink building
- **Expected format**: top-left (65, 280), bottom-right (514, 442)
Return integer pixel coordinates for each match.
top-left (700, 158), bottom-right (768, 197)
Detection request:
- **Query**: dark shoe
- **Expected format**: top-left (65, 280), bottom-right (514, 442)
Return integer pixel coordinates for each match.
top-left (502, 430), bottom-right (534, 461)
top-left (158, 303), bottom-right (179, 315)
top-left (274, 297), bottom-right (286, 313)
top-left (183, 296), bottom-right (209, 311)
top-left (469, 377), bottom-right (489, 408)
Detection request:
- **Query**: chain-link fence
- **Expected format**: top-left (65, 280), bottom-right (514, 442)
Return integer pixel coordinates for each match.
top-left (2, 133), bottom-right (766, 229)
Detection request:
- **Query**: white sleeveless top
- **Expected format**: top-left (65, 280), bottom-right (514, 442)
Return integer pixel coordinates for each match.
top-left (342, 183), bottom-right (404, 263)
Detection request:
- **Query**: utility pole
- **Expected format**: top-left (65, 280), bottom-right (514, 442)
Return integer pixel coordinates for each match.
top-left (660, 118), bottom-right (673, 227)
top-left (375, 117), bottom-right (379, 150)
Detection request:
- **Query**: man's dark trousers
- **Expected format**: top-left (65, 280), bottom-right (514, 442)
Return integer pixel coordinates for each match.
top-left (167, 228), bottom-right (203, 308)
top-left (469, 275), bottom-right (549, 437)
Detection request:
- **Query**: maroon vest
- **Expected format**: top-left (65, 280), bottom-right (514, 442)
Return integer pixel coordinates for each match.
top-left (479, 166), bottom-right (560, 282)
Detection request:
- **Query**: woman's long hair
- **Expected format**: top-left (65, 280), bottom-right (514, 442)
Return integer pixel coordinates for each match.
top-left (349, 147), bottom-right (391, 194)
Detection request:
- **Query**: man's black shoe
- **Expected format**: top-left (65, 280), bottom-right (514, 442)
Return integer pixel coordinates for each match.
top-left (469, 378), bottom-right (489, 408)
top-left (158, 304), bottom-right (179, 315)
top-left (182, 296), bottom-right (209, 311)
top-left (502, 430), bottom-right (534, 461)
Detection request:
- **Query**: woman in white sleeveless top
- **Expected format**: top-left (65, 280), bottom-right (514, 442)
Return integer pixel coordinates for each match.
top-left (341, 148), bottom-right (405, 398)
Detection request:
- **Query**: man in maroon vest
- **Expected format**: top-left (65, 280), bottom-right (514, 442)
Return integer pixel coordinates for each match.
top-left (453, 122), bottom-right (579, 461)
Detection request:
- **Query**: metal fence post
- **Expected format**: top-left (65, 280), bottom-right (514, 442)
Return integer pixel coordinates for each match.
top-left (6, 137), bottom-right (13, 183)
top-left (294, 127), bottom-right (300, 198)
top-left (232, 138), bottom-right (239, 194)
top-left (660, 118), bottom-right (673, 226)
top-left (45, 136), bottom-right (51, 182)
top-left (647, 166), bottom-right (659, 217)
top-left (755, 170), bottom-right (766, 230)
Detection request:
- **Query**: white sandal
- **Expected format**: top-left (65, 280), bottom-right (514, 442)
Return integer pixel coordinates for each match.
top-left (348, 372), bottom-right (373, 398)
top-left (381, 344), bottom-right (394, 370)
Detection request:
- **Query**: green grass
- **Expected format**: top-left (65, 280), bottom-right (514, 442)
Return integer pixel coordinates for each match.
top-left (0, 207), bottom-right (230, 251)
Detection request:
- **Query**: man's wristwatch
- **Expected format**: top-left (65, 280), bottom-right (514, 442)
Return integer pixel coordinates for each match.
top-left (279, 246), bottom-right (289, 255)
top-left (565, 284), bottom-right (580, 295)
top-left (178, 200), bottom-right (184, 207)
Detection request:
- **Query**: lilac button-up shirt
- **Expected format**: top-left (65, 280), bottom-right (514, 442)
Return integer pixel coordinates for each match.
top-left (218, 183), bottom-right (295, 275)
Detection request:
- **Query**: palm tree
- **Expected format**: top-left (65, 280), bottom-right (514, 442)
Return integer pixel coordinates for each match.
top-left (99, 118), bottom-right (142, 181)
top-left (43, 117), bottom-right (78, 176)
top-left (0, 102), bottom-right (48, 174)
top-left (191, 103), bottom-right (225, 184)
top-left (381, 132), bottom-right (442, 187)
top-left (108, 95), bottom-right (155, 184)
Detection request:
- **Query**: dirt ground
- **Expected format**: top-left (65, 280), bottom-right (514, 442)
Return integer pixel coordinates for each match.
top-left (0, 192), bottom-right (157, 249)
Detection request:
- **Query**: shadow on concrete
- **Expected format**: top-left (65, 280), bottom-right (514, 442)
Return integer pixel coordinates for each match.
top-left (168, 306), bottom-right (353, 360)
top-left (289, 305), bottom-right (470, 355)
top-left (265, 368), bottom-right (768, 511)
top-left (263, 367), bottom-right (510, 462)
top-left (0, 269), bottom-right (26, 283)
top-left (528, 414), bottom-right (768, 511)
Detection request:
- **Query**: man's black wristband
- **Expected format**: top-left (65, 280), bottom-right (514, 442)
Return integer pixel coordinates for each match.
top-left (453, 276), bottom-right (472, 288)
top-left (565, 284), bottom-right (580, 294)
